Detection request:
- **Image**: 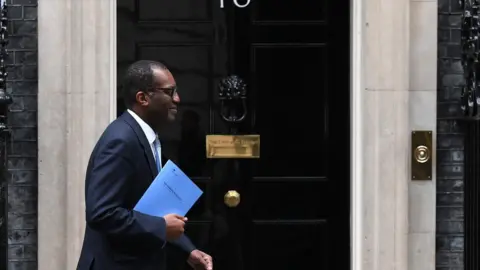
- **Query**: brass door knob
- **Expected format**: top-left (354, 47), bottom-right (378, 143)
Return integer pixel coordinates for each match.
top-left (224, 190), bottom-right (240, 207)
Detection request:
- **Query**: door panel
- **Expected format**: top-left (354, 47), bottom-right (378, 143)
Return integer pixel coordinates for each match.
top-left (252, 46), bottom-right (328, 176)
top-left (251, 222), bottom-right (329, 269)
top-left (117, 0), bottom-right (350, 269)
top-left (251, 180), bottom-right (330, 219)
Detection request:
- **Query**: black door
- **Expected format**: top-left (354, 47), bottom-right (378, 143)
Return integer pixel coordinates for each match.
top-left (117, 0), bottom-right (350, 269)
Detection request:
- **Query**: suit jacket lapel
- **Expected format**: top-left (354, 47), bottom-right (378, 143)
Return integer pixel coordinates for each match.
top-left (120, 112), bottom-right (159, 177)
top-left (161, 154), bottom-right (168, 167)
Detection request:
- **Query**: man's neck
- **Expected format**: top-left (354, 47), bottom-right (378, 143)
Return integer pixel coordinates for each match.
top-left (129, 107), bottom-right (153, 128)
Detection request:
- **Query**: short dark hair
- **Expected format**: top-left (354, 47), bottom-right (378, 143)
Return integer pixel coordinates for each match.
top-left (122, 60), bottom-right (167, 108)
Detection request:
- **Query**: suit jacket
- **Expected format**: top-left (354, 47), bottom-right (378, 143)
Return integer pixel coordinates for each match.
top-left (77, 112), bottom-right (196, 270)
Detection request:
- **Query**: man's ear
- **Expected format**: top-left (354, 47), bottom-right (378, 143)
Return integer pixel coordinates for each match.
top-left (135, 91), bottom-right (149, 107)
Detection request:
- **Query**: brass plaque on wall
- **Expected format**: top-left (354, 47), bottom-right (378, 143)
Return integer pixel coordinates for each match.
top-left (206, 135), bottom-right (260, 158)
top-left (411, 130), bottom-right (432, 180)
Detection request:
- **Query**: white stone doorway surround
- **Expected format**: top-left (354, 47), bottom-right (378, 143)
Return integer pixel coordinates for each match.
top-left (37, 0), bottom-right (437, 269)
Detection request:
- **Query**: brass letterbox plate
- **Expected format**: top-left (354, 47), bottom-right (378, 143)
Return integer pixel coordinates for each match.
top-left (411, 130), bottom-right (432, 180)
top-left (206, 135), bottom-right (260, 158)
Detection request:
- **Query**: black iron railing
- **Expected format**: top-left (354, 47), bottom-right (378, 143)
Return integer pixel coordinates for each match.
top-left (461, 1), bottom-right (480, 269)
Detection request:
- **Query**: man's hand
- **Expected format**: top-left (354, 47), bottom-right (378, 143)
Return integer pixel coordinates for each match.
top-left (187, 249), bottom-right (213, 270)
top-left (163, 214), bottom-right (187, 241)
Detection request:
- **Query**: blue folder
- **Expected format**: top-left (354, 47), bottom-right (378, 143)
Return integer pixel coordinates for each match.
top-left (134, 160), bottom-right (203, 217)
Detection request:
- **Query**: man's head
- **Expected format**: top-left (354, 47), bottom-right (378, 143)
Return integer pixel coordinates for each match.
top-left (122, 60), bottom-right (180, 130)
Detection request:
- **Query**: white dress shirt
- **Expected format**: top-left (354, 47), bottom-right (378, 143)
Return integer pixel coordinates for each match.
top-left (127, 109), bottom-right (162, 168)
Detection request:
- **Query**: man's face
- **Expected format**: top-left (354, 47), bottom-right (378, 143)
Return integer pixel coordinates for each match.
top-left (145, 68), bottom-right (180, 127)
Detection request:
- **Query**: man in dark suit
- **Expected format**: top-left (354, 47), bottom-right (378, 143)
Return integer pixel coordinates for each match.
top-left (77, 60), bottom-right (213, 270)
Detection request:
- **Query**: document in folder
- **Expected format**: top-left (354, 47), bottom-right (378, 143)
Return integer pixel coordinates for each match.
top-left (134, 160), bottom-right (203, 217)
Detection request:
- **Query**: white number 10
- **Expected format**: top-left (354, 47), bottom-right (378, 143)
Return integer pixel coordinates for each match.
top-left (220, 0), bottom-right (251, 8)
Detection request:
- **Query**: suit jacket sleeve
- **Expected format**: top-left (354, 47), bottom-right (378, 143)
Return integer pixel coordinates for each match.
top-left (170, 234), bottom-right (196, 254)
top-left (85, 138), bottom-right (168, 248)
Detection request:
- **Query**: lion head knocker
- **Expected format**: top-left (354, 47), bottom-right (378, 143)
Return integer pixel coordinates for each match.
top-left (218, 75), bottom-right (247, 124)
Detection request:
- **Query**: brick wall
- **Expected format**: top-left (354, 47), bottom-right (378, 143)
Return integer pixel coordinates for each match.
top-left (5, 0), bottom-right (38, 269)
top-left (437, 0), bottom-right (465, 269)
